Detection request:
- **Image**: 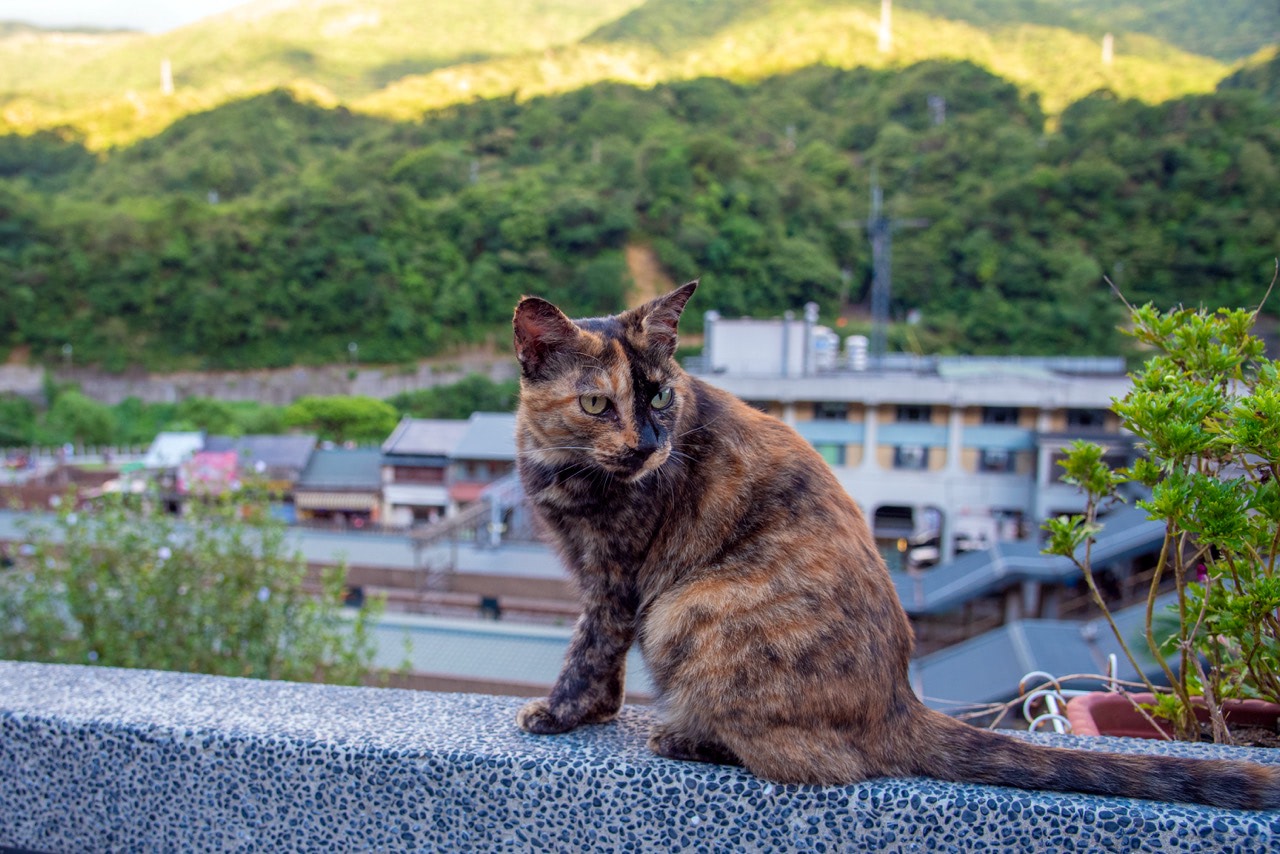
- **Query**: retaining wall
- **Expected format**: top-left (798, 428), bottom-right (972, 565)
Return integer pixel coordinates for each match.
top-left (1, 660), bottom-right (1277, 852)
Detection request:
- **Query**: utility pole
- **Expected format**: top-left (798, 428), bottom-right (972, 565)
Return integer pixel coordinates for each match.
top-left (845, 177), bottom-right (928, 365)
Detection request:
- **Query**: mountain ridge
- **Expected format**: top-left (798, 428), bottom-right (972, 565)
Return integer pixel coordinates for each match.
top-left (1, 0), bottom-right (1273, 148)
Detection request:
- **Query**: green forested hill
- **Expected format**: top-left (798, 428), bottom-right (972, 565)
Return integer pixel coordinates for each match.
top-left (1055, 0), bottom-right (1277, 61)
top-left (357, 0), bottom-right (1231, 124)
top-left (0, 1), bottom-right (1276, 374)
top-left (2, 0), bottom-right (1274, 147)
top-left (0, 0), bottom-right (646, 147)
top-left (1, 52), bottom-right (1276, 372)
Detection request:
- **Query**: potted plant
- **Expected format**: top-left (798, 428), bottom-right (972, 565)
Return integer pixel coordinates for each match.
top-left (1043, 282), bottom-right (1280, 745)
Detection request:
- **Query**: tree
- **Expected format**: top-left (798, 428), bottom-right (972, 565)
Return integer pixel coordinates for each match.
top-left (283, 395), bottom-right (399, 443)
top-left (41, 389), bottom-right (115, 446)
top-left (168, 397), bottom-right (242, 436)
top-left (388, 374), bottom-right (519, 419)
top-left (0, 393), bottom-right (36, 447)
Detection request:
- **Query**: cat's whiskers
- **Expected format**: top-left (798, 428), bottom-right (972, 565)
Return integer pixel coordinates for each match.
top-left (676, 412), bottom-right (729, 440)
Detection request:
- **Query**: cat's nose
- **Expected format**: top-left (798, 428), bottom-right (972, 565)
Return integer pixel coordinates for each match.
top-left (623, 445), bottom-right (653, 464)
top-left (636, 422), bottom-right (660, 455)
top-left (633, 439), bottom-right (659, 456)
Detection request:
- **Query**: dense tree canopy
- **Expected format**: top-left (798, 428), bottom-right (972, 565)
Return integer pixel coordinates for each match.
top-left (0, 56), bottom-right (1276, 372)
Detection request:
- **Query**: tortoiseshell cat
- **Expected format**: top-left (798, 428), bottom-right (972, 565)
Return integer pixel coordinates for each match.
top-left (512, 282), bottom-right (1280, 810)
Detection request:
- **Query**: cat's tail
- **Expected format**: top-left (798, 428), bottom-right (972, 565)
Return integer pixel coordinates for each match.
top-left (907, 706), bottom-right (1280, 810)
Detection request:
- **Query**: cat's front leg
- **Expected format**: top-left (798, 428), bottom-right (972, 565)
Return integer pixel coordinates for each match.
top-left (518, 606), bottom-right (633, 735)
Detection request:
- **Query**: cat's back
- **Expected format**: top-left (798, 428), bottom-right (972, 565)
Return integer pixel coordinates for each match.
top-left (683, 378), bottom-right (864, 518)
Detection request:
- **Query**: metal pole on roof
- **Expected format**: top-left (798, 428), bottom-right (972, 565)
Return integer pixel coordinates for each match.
top-left (844, 175), bottom-right (929, 368)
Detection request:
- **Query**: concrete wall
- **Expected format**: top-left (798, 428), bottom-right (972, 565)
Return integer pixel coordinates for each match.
top-left (1, 661), bottom-right (1277, 852)
top-left (1, 356), bottom-right (518, 407)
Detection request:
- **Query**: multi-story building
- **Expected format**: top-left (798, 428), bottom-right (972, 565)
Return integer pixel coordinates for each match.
top-left (689, 308), bottom-right (1133, 568)
top-left (381, 413), bottom-right (519, 528)
top-left (380, 418), bottom-right (470, 526)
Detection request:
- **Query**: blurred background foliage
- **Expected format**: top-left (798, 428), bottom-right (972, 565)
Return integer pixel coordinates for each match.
top-left (3, 0), bottom-right (1266, 146)
top-left (0, 376), bottom-right (517, 448)
top-left (0, 489), bottom-right (380, 684)
top-left (0, 0), bottom-right (1276, 376)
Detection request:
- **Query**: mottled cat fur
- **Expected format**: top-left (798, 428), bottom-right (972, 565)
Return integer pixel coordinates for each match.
top-left (512, 282), bottom-right (1280, 810)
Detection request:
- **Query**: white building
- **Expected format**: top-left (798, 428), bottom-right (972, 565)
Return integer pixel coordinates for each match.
top-left (691, 310), bottom-right (1133, 567)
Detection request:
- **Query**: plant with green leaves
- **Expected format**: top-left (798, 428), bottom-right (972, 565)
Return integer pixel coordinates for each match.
top-left (1044, 287), bottom-right (1280, 743)
top-left (0, 486), bottom-right (380, 685)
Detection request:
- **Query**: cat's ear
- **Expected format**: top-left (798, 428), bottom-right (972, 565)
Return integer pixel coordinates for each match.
top-left (634, 280), bottom-right (698, 359)
top-left (514, 296), bottom-right (580, 379)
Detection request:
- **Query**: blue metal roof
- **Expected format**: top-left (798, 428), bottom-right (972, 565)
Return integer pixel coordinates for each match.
top-left (912, 595), bottom-right (1174, 711)
top-left (892, 505), bottom-right (1165, 616)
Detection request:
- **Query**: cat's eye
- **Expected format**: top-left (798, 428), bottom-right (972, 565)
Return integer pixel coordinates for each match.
top-left (650, 388), bottom-right (674, 410)
top-left (579, 393), bottom-right (610, 415)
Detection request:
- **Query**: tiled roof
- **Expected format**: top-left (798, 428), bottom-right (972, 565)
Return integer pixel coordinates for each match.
top-left (296, 448), bottom-right (383, 490)
top-left (452, 412), bottom-right (517, 461)
top-left (381, 417), bottom-right (469, 457)
top-left (204, 434), bottom-right (317, 472)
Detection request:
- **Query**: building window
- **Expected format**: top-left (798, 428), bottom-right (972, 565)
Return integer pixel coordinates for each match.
top-left (742, 400), bottom-right (771, 413)
top-left (982, 406), bottom-right (1018, 425)
top-left (893, 445), bottom-right (929, 470)
top-left (394, 466), bottom-right (445, 485)
top-left (813, 443), bottom-right (846, 466)
top-left (813, 401), bottom-right (848, 421)
top-left (979, 449), bottom-right (1014, 473)
top-left (896, 405), bottom-right (932, 423)
top-left (1066, 408), bottom-right (1108, 430)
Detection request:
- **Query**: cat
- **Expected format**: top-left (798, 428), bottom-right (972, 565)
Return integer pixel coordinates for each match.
top-left (511, 281), bottom-right (1280, 810)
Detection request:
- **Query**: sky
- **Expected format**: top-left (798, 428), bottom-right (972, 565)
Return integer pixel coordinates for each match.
top-left (1, 1), bottom-right (249, 33)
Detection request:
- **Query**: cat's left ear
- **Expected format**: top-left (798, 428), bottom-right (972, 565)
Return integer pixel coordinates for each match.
top-left (634, 280), bottom-right (698, 359)
top-left (514, 296), bottom-right (580, 380)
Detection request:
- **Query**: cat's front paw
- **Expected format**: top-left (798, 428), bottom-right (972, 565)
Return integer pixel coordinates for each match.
top-left (516, 698), bottom-right (575, 734)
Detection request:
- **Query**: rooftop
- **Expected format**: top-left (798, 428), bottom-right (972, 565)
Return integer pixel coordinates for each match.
top-left (204, 434), bottom-right (318, 472)
top-left (381, 417), bottom-right (470, 458)
top-left (142, 431), bottom-right (203, 469)
top-left (691, 311), bottom-right (1132, 406)
top-left (453, 412), bottom-right (518, 462)
top-left (296, 447), bottom-right (383, 491)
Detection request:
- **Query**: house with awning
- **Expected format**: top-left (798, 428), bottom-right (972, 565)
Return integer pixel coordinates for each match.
top-left (380, 418), bottom-right (469, 527)
top-left (293, 447), bottom-right (384, 526)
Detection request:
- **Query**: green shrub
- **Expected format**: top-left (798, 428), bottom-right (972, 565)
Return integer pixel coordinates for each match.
top-left (1045, 290), bottom-right (1280, 743)
top-left (0, 488), bottom-right (379, 685)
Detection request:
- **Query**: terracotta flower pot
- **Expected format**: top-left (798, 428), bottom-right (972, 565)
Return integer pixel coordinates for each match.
top-left (1066, 691), bottom-right (1280, 740)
